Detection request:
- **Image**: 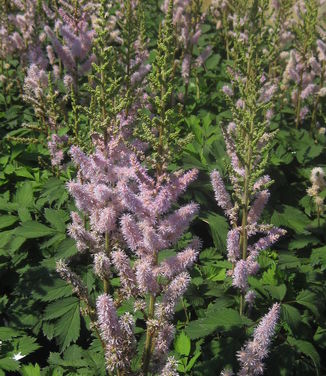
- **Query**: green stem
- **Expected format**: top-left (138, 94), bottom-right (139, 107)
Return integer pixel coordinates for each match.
top-left (104, 232), bottom-right (110, 294)
top-left (311, 62), bottom-right (325, 133)
top-left (142, 293), bottom-right (156, 375)
top-left (295, 71), bottom-right (303, 129)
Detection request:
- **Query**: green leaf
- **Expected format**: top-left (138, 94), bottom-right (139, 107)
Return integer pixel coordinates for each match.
top-left (201, 212), bottom-right (229, 251)
top-left (271, 205), bottom-right (310, 233)
top-left (0, 215), bottom-right (18, 229)
top-left (281, 304), bottom-right (301, 330)
top-left (296, 290), bottom-right (318, 316)
top-left (16, 221), bottom-right (56, 239)
top-left (18, 208), bottom-right (32, 222)
top-left (313, 327), bottom-right (326, 348)
top-left (265, 284), bottom-right (287, 300)
top-left (40, 279), bottom-right (72, 302)
top-left (17, 336), bottom-right (41, 356)
top-left (0, 358), bottom-right (20, 372)
top-left (54, 304), bottom-right (81, 350)
top-left (44, 209), bottom-right (68, 232)
top-left (186, 351), bottom-right (201, 372)
top-left (310, 246), bottom-right (326, 264)
top-left (0, 327), bottom-right (20, 340)
top-left (14, 182), bottom-right (34, 208)
top-left (185, 308), bottom-right (251, 339)
top-left (20, 363), bottom-right (41, 376)
top-left (287, 337), bottom-right (320, 371)
top-left (175, 331), bottom-right (191, 356)
top-left (44, 297), bottom-right (79, 320)
top-left (205, 54), bottom-right (221, 70)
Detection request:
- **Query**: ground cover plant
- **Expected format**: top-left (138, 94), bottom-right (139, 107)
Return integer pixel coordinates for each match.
top-left (1, 0), bottom-right (326, 375)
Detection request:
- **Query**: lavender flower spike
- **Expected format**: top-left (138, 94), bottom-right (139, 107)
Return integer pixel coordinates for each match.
top-left (161, 356), bottom-right (179, 376)
top-left (211, 170), bottom-right (233, 218)
top-left (237, 303), bottom-right (281, 376)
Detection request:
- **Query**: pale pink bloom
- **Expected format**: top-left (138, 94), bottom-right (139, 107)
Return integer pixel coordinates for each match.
top-left (154, 322), bottom-right (175, 357)
top-left (300, 106), bottom-right (309, 121)
top-left (56, 259), bottom-right (89, 302)
top-left (220, 369), bottom-right (234, 376)
top-left (253, 176), bottom-right (271, 191)
top-left (111, 250), bottom-right (137, 297)
top-left (135, 259), bottom-right (159, 295)
top-left (245, 290), bottom-right (256, 306)
top-left (195, 46), bottom-right (212, 67)
top-left (211, 170), bottom-right (233, 218)
top-left (161, 356), bottom-right (179, 376)
top-left (232, 260), bottom-right (248, 291)
top-left (222, 85), bottom-right (233, 96)
top-left (317, 39), bottom-right (326, 62)
top-left (94, 252), bottom-right (111, 280)
top-left (237, 303), bottom-right (280, 376)
top-left (227, 229), bottom-right (240, 263)
top-left (182, 54), bottom-right (191, 83)
top-left (156, 238), bottom-right (201, 278)
top-left (248, 190), bottom-right (270, 224)
top-left (300, 83), bottom-right (316, 99)
top-left (161, 272), bottom-right (190, 318)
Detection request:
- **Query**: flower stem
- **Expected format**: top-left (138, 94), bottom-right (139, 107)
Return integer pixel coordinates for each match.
top-left (142, 293), bottom-right (156, 375)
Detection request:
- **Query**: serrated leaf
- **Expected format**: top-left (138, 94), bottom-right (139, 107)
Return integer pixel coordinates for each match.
top-left (281, 304), bottom-right (301, 330)
top-left (0, 326), bottom-right (20, 340)
top-left (296, 290), bottom-right (318, 316)
top-left (20, 364), bottom-right (41, 376)
top-left (266, 284), bottom-right (287, 301)
top-left (40, 279), bottom-right (72, 302)
top-left (18, 208), bottom-right (32, 222)
top-left (16, 221), bottom-right (56, 239)
top-left (43, 297), bottom-right (79, 320)
top-left (0, 358), bottom-right (20, 371)
top-left (0, 215), bottom-right (18, 229)
top-left (42, 321), bottom-right (55, 340)
top-left (201, 212), bottom-right (229, 251)
top-left (287, 337), bottom-right (320, 371)
top-left (14, 182), bottom-right (34, 208)
top-left (175, 331), bottom-right (191, 356)
top-left (17, 336), bottom-right (41, 356)
top-left (185, 308), bottom-right (251, 339)
top-left (271, 205), bottom-right (310, 233)
top-left (54, 301), bottom-right (81, 350)
top-left (44, 209), bottom-right (68, 232)
top-left (310, 246), bottom-right (326, 264)
top-left (313, 327), bottom-right (326, 348)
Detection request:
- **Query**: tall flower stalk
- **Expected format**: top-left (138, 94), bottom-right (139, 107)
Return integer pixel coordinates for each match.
top-left (211, 0), bottom-right (285, 315)
top-left (57, 1), bottom-right (200, 374)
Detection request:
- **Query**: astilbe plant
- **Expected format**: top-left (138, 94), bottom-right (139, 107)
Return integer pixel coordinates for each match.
top-left (56, 1), bottom-right (201, 375)
top-left (307, 167), bottom-right (326, 226)
top-left (215, 0), bottom-right (286, 311)
top-left (281, 0), bottom-right (326, 130)
top-left (162, 0), bottom-right (211, 103)
top-left (211, 1), bottom-right (284, 373)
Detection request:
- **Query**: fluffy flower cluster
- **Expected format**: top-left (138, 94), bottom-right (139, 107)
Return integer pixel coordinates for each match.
top-left (44, 3), bottom-right (96, 86)
top-left (211, 171), bottom-right (285, 301)
top-left (211, 79), bottom-right (285, 303)
top-left (307, 167), bottom-right (326, 214)
top-left (281, 1), bottom-right (326, 125)
top-left (237, 303), bottom-right (280, 375)
top-left (117, 162), bottom-right (201, 368)
top-left (0, 0), bottom-right (51, 64)
top-left (163, 0), bottom-right (211, 85)
top-left (62, 136), bottom-right (200, 373)
top-left (48, 134), bottom-right (68, 167)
